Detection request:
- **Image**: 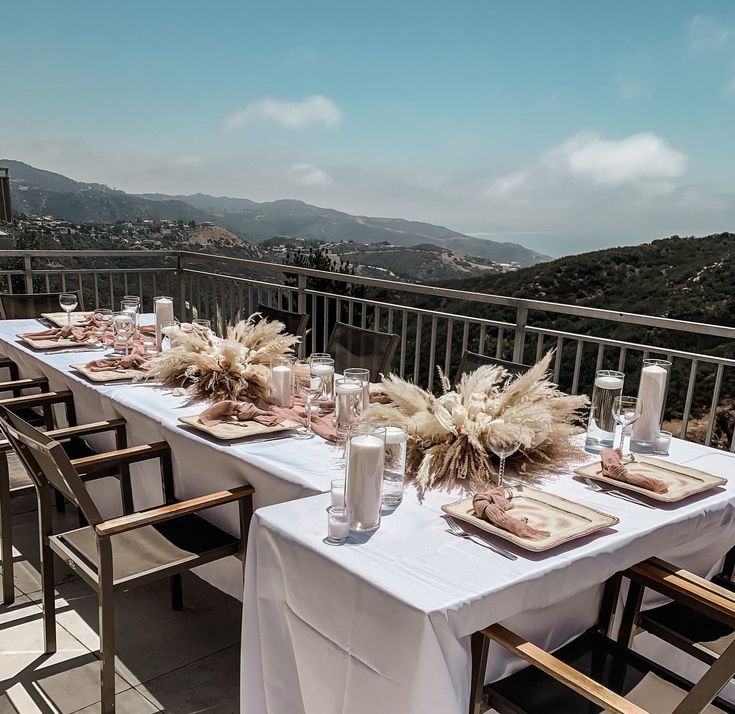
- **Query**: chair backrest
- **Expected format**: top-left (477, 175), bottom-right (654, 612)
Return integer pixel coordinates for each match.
top-left (0, 405), bottom-right (103, 525)
top-left (255, 303), bottom-right (309, 338)
top-left (454, 350), bottom-right (529, 385)
top-left (325, 322), bottom-right (399, 381)
top-left (0, 291), bottom-right (83, 320)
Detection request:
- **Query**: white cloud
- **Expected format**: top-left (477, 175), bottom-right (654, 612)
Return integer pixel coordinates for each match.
top-left (688, 14), bottom-right (732, 52)
top-left (224, 95), bottom-right (343, 130)
top-left (484, 171), bottom-right (526, 198)
top-left (286, 163), bottom-right (333, 187)
top-left (543, 132), bottom-right (687, 186)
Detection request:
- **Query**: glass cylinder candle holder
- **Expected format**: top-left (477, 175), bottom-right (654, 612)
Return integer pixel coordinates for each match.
top-left (380, 423), bottom-right (408, 508)
top-left (309, 352), bottom-right (331, 363)
top-left (154, 295), bottom-right (175, 350)
top-left (631, 358), bottom-right (672, 453)
top-left (345, 423), bottom-right (386, 533)
top-left (270, 355), bottom-right (294, 408)
top-left (335, 378), bottom-right (363, 434)
top-left (585, 370), bottom-right (625, 453)
top-left (326, 506), bottom-right (351, 544)
top-left (159, 320), bottom-right (178, 351)
top-left (310, 357), bottom-right (335, 413)
top-left (344, 368), bottom-right (371, 412)
top-left (653, 430), bottom-right (672, 456)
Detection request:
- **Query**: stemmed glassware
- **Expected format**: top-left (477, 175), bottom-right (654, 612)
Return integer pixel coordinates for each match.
top-left (121, 296), bottom-right (140, 333)
top-left (612, 396), bottom-right (642, 461)
top-left (490, 441), bottom-right (521, 487)
top-left (192, 318), bottom-right (212, 334)
top-left (93, 309), bottom-right (112, 341)
top-left (112, 311), bottom-right (134, 356)
top-left (59, 293), bottom-right (78, 326)
top-left (293, 374), bottom-right (324, 440)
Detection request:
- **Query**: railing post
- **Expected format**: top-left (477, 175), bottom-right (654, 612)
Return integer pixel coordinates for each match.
top-left (297, 273), bottom-right (307, 358)
top-left (22, 254), bottom-right (33, 294)
top-left (176, 252), bottom-right (186, 320)
top-left (512, 305), bottom-right (528, 364)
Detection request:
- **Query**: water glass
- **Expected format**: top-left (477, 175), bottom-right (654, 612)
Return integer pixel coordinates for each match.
top-left (585, 370), bottom-right (624, 453)
top-left (112, 311), bottom-right (134, 355)
top-left (192, 318), bottom-right (211, 334)
top-left (294, 374), bottom-right (324, 439)
top-left (93, 308), bottom-right (112, 339)
top-left (326, 506), bottom-right (351, 544)
top-left (59, 292), bottom-right (78, 325)
top-left (612, 396), bottom-right (642, 461)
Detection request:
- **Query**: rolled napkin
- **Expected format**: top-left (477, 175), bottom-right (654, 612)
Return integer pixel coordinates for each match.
top-left (472, 488), bottom-right (550, 540)
top-left (199, 400), bottom-right (282, 428)
top-left (600, 448), bottom-right (668, 493)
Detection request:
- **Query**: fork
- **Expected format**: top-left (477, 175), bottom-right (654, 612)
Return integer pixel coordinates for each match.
top-left (445, 517), bottom-right (518, 560)
top-left (583, 477), bottom-right (655, 509)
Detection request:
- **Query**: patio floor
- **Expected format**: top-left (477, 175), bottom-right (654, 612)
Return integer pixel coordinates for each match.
top-left (0, 453), bottom-right (242, 714)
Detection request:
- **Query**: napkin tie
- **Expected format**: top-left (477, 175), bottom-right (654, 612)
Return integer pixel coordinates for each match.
top-left (473, 488), bottom-right (550, 540)
top-left (600, 448), bottom-right (668, 493)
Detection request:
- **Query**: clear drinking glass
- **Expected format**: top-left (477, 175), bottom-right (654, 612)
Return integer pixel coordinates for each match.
top-left (330, 478), bottom-right (346, 508)
top-left (585, 370), bottom-right (625, 453)
top-left (159, 320), bottom-right (178, 351)
top-left (192, 318), bottom-right (211, 334)
top-left (121, 297), bottom-right (140, 332)
top-left (334, 377), bottom-right (363, 433)
top-left (93, 308), bottom-right (112, 339)
top-left (490, 441), bottom-right (521, 486)
top-left (294, 374), bottom-right (324, 439)
top-left (344, 367), bottom-right (370, 412)
top-left (59, 292), bottom-right (78, 326)
top-left (612, 396), bottom-right (642, 461)
top-left (112, 311), bottom-right (134, 355)
top-left (381, 423), bottom-right (408, 507)
top-left (309, 352), bottom-right (330, 363)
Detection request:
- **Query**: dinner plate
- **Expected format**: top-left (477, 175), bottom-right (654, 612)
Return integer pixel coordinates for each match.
top-left (441, 486), bottom-right (618, 552)
top-left (71, 363), bottom-right (147, 383)
top-left (178, 415), bottom-right (300, 440)
top-left (40, 311), bottom-right (94, 327)
top-left (18, 335), bottom-right (98, 350)
top-left (574, 455), bottom-right (726, 502)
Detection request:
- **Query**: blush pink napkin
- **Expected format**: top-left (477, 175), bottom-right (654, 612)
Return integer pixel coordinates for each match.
top-left (85, 344), bottom-right (151, 372)
top-left (600, 448), bottom-right (668, 493)
top-left (199, 400), bottom-right (282, 428)
top-left (19, 325), bottom-right (97, 342)
top-left (473, 488), bottom-right (550, 540)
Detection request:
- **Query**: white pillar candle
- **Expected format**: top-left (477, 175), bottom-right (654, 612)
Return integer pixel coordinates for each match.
top-left (331, 484), bottom-right (345, 508)
top-left (270, 364), bottom-right (293, 407)
top-left (154, 298), bottom-right (174, 350)
top-left (345, 434), bottom-right (384, 531)
top-left (335, 380), bottom-right (363, 430)
top-left (632, 364), bottom-right (668, 445)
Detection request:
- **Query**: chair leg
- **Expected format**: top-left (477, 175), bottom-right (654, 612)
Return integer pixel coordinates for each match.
top-left (469, 631), bottom-right (490, 714)
top-left (170, 574), bottom-right (183, 610)
top-left (40, 537), bottom-right (57, 653)
top-left (0, 453), bottom-right (14, 604)
top-left (54, 488), bottom-right (65, 513)
top-left (98, 557), bottom-right (116, 713)
top-left (617, 580), bottom-right (643, 648)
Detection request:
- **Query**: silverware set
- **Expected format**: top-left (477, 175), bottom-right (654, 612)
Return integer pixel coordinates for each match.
top-left (582, 477), bottom-right (655, 509)
top-left (445, 516), bottom-right (518, 560)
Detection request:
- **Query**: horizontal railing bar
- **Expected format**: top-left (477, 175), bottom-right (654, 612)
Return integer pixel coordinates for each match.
top-left (182, 268), bottom-right (296, 293)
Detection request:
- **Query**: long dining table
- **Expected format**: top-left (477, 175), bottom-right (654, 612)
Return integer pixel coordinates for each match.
top-left (0, 316), bottom-right (343, 597)
top-left (240, 438), bottom-right (735, 713)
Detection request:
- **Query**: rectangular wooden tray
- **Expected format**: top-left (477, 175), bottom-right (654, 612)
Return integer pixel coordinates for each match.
top-left (71, 363), bottom-right (147, 383)
top-left (41, 311), bottom-right (94, 327)
top-left (442, 486), bottom-right (618, 552)
top-left (178, 415), bottom-right (300, 440)
top-left (18, 334), bottom-right (99, 350)
top-left (574, 456), bottom-right (726, 502)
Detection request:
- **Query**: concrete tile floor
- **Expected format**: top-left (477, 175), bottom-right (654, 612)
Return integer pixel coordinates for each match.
top-left (0, 469), bottom-right (242, 713)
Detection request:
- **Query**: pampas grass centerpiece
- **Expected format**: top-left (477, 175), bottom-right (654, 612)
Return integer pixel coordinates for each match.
top-left (145, 316), bottom-right (300, 403)
top-left (365, 352), bottom-right (588, 493)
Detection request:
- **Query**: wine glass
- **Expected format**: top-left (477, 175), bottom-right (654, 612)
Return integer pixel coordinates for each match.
top-left (93, 308), bottom-right (112, 340)
top-left (612, 396), bottom-right (642, 461)
top-left (121, 297), bottom-right (140, 332)
top-left (112, 311), bottom-right (134, 356)
top-left (294, 375), bottom-right (324, 439)
top-left (490, 441), bottom-right (521, 487)
top-left (192, 318), bottom-right (212, 334)
top-left (59, 292), bottom-right (78, 326)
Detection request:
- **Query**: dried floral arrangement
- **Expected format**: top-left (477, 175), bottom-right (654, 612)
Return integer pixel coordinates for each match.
top-left (365, 352), bottom-right (588, 493)
top-left (144, 316), bottom-right (300, 402)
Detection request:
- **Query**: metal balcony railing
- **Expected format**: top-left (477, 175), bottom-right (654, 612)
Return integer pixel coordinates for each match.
top-left (0, 249), bottom-right (733, 450)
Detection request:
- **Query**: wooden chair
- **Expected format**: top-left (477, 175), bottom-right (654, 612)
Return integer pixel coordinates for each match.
top-left (254, 303), bottom-right (309, 338)
top-left (471, 566), bottom-right (735, 713)
top-left (325, 322), bottom-right (399, 382)
top-left (454, 350), bottom-right (529, 385)
top-left (0, 405), bottom-right (254, 713)
top-left (0, 291), bottom-right (84, 319)
top-left (0, 356), bottom-right (20, 387)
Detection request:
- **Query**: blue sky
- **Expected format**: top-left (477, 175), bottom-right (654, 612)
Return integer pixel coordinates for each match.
top-left (3, 0), bottom-right (735, 255)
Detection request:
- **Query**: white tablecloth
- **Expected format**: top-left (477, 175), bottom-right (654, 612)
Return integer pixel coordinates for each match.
top-left (241, 441), bottom-right (735, 714)
top-left (0, 317), bottom-right (342, 597)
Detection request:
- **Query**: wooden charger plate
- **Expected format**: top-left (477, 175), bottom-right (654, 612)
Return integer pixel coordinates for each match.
top-left (178, 415), bottom-right (300, 440)
top-left (574, 455), bottom-right (726, 502)
top-left (442, 486), bottom-right (618, 552)
top-left (41, 311), bottom-right (94, 327)
top-left (18, 334), bottom-right (98, 350)
top-left (71, 363), bottom-right (147, 383)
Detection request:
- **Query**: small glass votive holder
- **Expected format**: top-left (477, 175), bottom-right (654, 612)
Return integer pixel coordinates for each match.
top-left (653, 430), bottom-right (672, 456)
top-left (326, 506), bottom-right (351, 544)
top-left (330, 478), bottom-right (345, 508)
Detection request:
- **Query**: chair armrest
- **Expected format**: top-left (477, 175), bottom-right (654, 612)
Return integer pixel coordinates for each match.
top-left (628, 557), bottom-right (735, 627)
top-left (47, 418), bottom-right (126, 441)
top-left (483, 624), bottom-right (648, 714)
top-left (0, 389), bottom-right (73, 410)
top-left (71, 441), bottom-right (169, 473)
top-left (94, 485), bottom-right (255, 537)
top-left (0, 377), bottom-right (49, 392)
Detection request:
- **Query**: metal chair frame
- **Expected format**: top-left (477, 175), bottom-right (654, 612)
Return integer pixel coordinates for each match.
top-left (0, 290), bottom-right (84, 320)
top-left (255, 303), bottom-right (310, 338)
top-left (325, 321), bottom-right (399, 381)
top-left (454, 350), bottom-right (529, 386)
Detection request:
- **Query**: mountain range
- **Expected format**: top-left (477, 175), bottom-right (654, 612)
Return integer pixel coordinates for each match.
top-left (2, 160), bottom-right (548, 267)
